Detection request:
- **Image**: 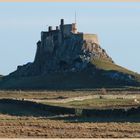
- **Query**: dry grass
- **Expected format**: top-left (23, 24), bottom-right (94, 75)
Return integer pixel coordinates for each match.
top-left (0, 114), bottom-right (139, 138)
top-left (0, 89), bottom-right (140, 100)
top-left (91, 58), bottom-right (139, 77)
top-left (1, 90), bottom-right (140, 110)
top-left (0, 90), bottom-right (96, 99)
top-left (0, 90), bottom-right (139, 138)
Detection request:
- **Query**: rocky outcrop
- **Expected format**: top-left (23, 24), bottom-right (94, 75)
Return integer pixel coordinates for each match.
top-left (2, 19), bottom-right (138, 89)
top-left (9, 33), bottom-right (113, 77)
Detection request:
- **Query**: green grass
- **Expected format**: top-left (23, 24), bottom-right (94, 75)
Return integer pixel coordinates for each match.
top-left (68, 98), bottom-right (137, 108)
top-left (91, 59), bottom-right (138, 75)
top-left (42, 98), bottom-right (140, 109)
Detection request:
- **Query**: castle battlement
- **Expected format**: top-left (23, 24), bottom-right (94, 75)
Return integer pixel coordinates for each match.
top-left (9, 18), bottom-right (113, 79)
top-left (40, 19), bottom-right (99, 46)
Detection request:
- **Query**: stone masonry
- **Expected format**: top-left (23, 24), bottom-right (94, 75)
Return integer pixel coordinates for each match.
top-left (9, 19), bottom-right (113, 77)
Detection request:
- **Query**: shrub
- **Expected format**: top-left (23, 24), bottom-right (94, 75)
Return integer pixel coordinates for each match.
top-left (75, 108), bottom-right (83, 116)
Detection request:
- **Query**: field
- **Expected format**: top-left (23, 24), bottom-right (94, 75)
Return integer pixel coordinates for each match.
top-left (44, 98), bottom-right (140, 109)
top-left (0, 114), bottom-right (140, 138)
top-left (0, 89), bottom-right (140, 138)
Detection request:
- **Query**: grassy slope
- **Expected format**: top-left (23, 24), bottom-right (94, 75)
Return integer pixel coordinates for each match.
top-left (0, 59), bottom-right (140, 89)
top-left (0, 72), bottom-right (99, 89)
top-left (91, 59), bottom-right (140, 80)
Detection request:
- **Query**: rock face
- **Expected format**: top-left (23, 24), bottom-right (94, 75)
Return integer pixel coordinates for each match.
top-left (9, 19), bottom-right (113, 77)
top-left (3, 18), bottom-right (138, 90)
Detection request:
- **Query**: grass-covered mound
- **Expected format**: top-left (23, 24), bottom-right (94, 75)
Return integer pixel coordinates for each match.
top-left (0, 58), bottom-right (140, 90)
top-left (92, 59), bottom-right (139, 77)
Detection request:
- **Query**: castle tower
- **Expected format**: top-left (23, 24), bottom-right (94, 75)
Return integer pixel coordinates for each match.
top-left (60, 19), bottom-right (64, 41)
top-left (72, 12), bottom-right (77, 33)
top-left (72, 23), bottom-right (77, 33)
top-left (56, 26), bottom-right (59, 30)
top-left (48, 26), bottom-right (52, 32)
top-left (60, 19), bottom-right (64, 25)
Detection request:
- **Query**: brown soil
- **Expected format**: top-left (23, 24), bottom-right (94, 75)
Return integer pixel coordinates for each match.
top-left (0, 90), bottom-right (140, 138)
top-left (0, 114), bottom-right (139, 138)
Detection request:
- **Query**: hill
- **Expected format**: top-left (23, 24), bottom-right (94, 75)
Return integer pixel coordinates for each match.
top-left (0, 75), bottom-right (3, 81)
top-left (0, 60), bottom-right (139, 90)
top-left (91, 58), bottom-right (140, 80)
top-left (0, 19), bottom-right (140, 90)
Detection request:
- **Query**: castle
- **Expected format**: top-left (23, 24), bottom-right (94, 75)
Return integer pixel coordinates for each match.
top-left (3, 19), bottom-right (138, 90)
top-left (42, 19), bottom-right (99, 43)
top-left (38, 19), bottom-right (99, 50)
top-left (11, 19), bottom-right (113, 77)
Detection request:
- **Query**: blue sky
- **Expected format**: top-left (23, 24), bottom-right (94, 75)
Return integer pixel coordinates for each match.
top-left (0, 2), bottom-right (140, 75)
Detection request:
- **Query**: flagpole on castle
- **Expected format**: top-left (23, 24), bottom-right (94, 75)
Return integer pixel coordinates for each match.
top-left (75, 11), bottom-right (77, 24)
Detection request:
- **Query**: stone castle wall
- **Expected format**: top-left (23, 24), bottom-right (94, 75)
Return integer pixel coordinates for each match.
top-left (63, 24), bottom-right (73, 37)
top-left (83, 34), bottom-right (99, 45)
top-left (9, 19), bottom-right (113, 77)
